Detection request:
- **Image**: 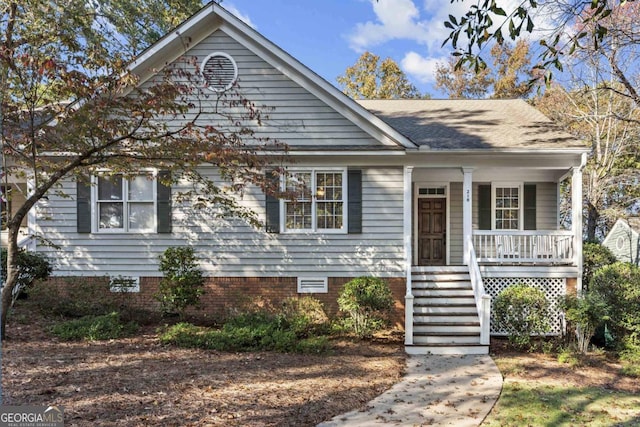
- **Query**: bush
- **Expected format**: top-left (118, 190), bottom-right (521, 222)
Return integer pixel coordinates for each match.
top-left (155, 247), bottom-right (205, 318)
top-left (590, 262), bottom-right (640, 350)
top-left (159, 298), bottom-right (332, 354)
top-left (337, 277), bottom-right (394, 338)
top-left (29, 277), bottom-right (117, 317)
top-left (494, 284), bottom-right (551, 349)
top-left (1, 248), bottom-right (52, 303)
top-left (582, 242), bottom-right (616, 290)
top-left (51, 312), bottom-right (138, 341)
top-left (557, 292), bottom-right (609, 354)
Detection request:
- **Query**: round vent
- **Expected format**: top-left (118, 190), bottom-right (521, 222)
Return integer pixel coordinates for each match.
top-left (200, 52), bottom-right (238, 92)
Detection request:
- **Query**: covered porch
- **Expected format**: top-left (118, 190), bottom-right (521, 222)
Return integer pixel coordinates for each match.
top-left (402, 153), bottom-right (586, 353)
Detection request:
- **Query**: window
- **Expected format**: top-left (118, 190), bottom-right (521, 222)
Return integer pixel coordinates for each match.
top-left (95, 173), bottom-right (156, 232)
top-left (493, 184), bottom-right (521, 230)
top-left (283, 169), bottom-right (346, 233)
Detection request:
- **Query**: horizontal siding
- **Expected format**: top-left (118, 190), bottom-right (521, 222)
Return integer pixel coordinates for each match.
top-left (535, 182), bottom-right (557, 230)
top-left (36, 167), bottom-right (405, 278)
top-left (142, 30), bottom-right (385, 149)
top-left (604, 222), bottom-right (640, 264)
top-left (449, 182), bottom-right (463, 264)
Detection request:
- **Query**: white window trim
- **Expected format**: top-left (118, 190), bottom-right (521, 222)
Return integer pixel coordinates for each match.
top-left (280, 167), bottom-right (348, 234)
top-left (491, 182), bottom-right (523, 231)
top-left (92, 170), bottom-right (158, 234)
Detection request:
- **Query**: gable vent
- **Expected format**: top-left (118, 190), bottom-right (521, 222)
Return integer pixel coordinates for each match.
top-left (297, 277), bottom-right (328, 294)
top-left (200, 52), bottom-right (238, 92)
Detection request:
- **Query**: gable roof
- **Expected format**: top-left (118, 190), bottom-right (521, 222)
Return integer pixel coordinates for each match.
top-left (357, 99), bottom-right (586, 151)
top-left (128, 3), bottom-right (416, 151)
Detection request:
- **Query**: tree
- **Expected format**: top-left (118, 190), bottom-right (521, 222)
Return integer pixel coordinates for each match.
top-left (444, 0), bottom-right (640, 107)
top-left (536, 83), bottom-right (640, 240)
top-left (435, 39), bottom-right (534, 99)
top-left (0, 1), bottom-right (285, 338)
top-left (337, 51), bottom-right (423, 99)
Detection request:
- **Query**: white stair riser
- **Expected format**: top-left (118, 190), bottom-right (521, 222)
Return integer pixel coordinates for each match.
top-left (406, 346), bottom-right (489, 355)
top-left (412, 274), bottom-right (470, 282)
top-left (411, 266), bottom-right (469, 273)
top-left (414, 315), bottom-right (479, 323)
top-left (413, 335), bottom-right (480, 344)
top-left (413, 290), bottom-right (475, 297)
top-left (414, 306), bottom-right (477, 314)
top-left (414, 325), bottom-right (480, 334)
top-left (412, 281), bottom-right (473, 289)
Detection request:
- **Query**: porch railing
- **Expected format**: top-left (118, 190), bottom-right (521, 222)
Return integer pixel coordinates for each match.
top-left (467, 236), bottom-right (491, 345)
top-left (472, 230), bottom-right (574, 265)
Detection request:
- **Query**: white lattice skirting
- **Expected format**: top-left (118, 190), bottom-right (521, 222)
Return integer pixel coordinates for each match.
top-left (484, 277), bottom-right (566, 335)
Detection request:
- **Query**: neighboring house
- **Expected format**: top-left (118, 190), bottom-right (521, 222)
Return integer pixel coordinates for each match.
top-left (603, 218), bottom-right (640, 265)
top-left (22, 4), bottom-right (586, 354)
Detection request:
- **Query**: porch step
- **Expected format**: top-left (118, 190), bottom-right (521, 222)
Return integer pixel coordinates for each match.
top-left (409, 266), bottom-right (488, 355)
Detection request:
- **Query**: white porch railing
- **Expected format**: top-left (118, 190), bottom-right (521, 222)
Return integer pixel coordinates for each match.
top-left (472, 230), bottom-right (574, 265)
top-left (467, 236), bottom-right (490, 345)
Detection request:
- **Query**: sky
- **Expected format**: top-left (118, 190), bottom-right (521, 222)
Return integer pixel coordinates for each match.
top-left (222, 0), bottom-right (478, 98)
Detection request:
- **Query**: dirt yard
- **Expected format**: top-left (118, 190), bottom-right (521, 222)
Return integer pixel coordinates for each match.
top-left (3, 304), bottom-right (406, 426)
top-left (5, 303), bottom-right (638, 427)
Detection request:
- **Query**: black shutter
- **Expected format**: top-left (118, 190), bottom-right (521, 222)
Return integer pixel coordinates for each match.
top-left (523, 184), bottom-right (537, 230)
top-left (478, 184), bottom-right (492, 230)
top-left (348, 169), bottom-right (362, 234)
top-left (265, 170), bottom-right (280, 233)
top-left (76, 177), bottom-right (91, 233)
top-left (157, 171), bottom-right (172, 234)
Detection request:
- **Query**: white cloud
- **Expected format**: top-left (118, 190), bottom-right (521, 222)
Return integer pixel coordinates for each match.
top-left (348, 0), bottom-right (431, 51)
top-left (401, 52), bottom-right (444, 83)
top-left (225, 4), bottom-right (257, 29)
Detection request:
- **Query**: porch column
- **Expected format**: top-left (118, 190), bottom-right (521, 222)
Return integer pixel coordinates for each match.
top-left (462, 168), bottom-right (474, 265)
top-left (572, 166), bottom-right (583, 292)
top-left (403, 166), bottom-right (414, 345)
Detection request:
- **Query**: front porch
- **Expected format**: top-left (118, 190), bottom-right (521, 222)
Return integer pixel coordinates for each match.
top-left (402, 159), bottom-right (585, 354)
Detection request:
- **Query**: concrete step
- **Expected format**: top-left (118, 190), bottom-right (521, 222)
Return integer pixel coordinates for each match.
top-left (406, 344), bottom-right (489, 355)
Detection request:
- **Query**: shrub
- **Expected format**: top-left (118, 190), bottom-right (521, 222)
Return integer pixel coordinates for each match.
top-left (337, 277), bottom-right (394, 338)
top-left (590, 262), bottom-right (640, 350)
top-left (557, 292), bottom-right (609, 354)
top-left (494, 284), bottom-right (551, 349)
top-left (51, 312), bottom-right (138, 341)
top-left (280, 296), bottom-right (330, 337)
top-left (29, 277), bottom-right (117, 317)
top-left (1, 248), bottom-right (52, 303)
top-left (582, 242), bottom-right (616, 290)
top-left (159, 298), bottom-right (332, 354)
top-left (155, 247), bottom-right (205, 318)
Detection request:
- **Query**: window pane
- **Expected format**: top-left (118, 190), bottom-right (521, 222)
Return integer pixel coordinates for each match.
top-left (129, 176), bottom-right (154, 201)
top-left (317, 202), bottom-right (343, 230)
top-left (317, 172), bottom-right (342, 201)
top-left (99, 202), bottom-right (123, 229)
top-left (98, 176), bottom-right (123, 200)
top-left (495, 186), bottom-right (519, 230)
top-left (129, 203), bottom-right (154, 230)
top-left (286, 202), bottom-right (312, 229)
top-left (286, 173), bottom-right (311, 201)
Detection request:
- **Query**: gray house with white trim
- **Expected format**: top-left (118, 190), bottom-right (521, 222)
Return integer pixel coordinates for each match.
top-left (603, 218), bottom-right (640, 265)
top-left (23, 4), bottom-right (587, 354)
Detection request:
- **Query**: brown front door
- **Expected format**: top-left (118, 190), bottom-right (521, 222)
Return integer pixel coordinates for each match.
top-left (418, 198), bottom-right (446, 265)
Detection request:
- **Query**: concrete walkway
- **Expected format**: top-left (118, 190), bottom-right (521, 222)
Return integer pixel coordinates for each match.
top-left (318, 355), bottom-right (503, 427)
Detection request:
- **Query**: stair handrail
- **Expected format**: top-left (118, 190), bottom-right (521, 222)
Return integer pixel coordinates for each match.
top-left (467, 235), bottom-right (491, 345)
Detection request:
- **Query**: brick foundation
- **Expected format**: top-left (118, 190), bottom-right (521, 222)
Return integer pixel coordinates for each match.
top-left (45, 276), bottom-right (406, 328)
